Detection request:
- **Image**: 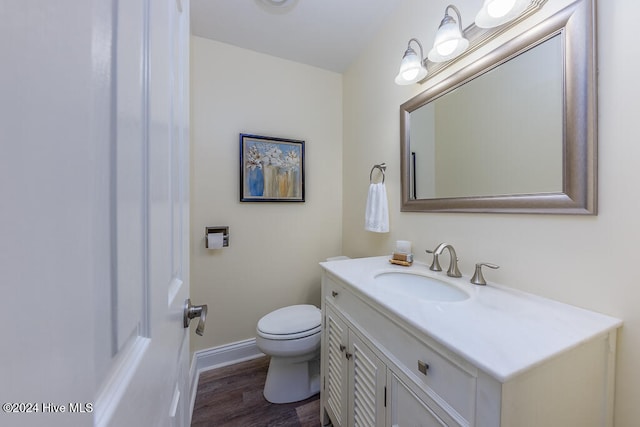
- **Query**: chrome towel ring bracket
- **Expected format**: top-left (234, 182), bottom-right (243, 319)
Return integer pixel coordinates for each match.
top-left (370, 163), bottom-right (387, 184)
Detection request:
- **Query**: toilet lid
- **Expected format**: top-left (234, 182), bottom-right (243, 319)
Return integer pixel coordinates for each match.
top-left (257, 304), bottom-right (321, 336)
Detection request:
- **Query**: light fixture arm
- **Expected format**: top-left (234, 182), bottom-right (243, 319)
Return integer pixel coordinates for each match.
top-left (407, 38), bottom-right (425, 65)
top-left (444, 5), bottom-right (464, 34)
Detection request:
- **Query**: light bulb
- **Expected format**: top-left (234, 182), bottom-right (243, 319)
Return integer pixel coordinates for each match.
top-left (402, 68), bottom-right (420, 81)
top-left (487, 0), bottom-right (516, 18)
top-left (436, 40), bottom-right (458, 57)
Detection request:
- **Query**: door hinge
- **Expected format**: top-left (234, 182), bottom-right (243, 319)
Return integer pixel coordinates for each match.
top-left (323, 376), bottom-right (326, 390)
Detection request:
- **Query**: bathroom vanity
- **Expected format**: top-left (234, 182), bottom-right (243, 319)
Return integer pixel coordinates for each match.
top-left (319, 257), bottom-right (621, 427)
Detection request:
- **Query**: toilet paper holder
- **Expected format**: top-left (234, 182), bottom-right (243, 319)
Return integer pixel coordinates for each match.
top-left (205, 226), bottom-right (229, 248)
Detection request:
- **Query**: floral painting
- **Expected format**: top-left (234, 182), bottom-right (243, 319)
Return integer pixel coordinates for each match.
top-left (240, 134), bottom-right (305, 202)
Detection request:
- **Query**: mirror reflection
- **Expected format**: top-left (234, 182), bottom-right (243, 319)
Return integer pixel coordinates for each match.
top-left (409, 34), bottom-right (563, 200)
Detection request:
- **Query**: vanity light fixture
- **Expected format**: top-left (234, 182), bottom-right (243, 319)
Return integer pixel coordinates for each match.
top-left (394, 38), bottom-right (428, 85)
top-left (475, 0), bottom-right (530, 28)
top-left (394, 1), bottom-right (536, 85)
top-left (427, 5), bottom-right (469, 63)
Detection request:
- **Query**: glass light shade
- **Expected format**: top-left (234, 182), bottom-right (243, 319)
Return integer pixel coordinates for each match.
top-left (427, 19), bottom-right (469, 63)
top-left (475, 0), bottom-right (530, 28)
top-left (488, 0), bottom-right (516, 17)
top-left (395, 45), bottom-right (427, 85)
top-left (435, 22), bottom-right (460, 56)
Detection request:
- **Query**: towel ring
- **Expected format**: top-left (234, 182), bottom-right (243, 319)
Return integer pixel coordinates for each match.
top-left (370, 163), bottom-right (386, 184)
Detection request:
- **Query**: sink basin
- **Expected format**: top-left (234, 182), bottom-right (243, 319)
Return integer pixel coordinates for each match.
top-left (372, 271), bottom-right (469, 302)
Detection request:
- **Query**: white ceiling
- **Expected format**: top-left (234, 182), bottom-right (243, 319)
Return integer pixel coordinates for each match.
top-left (190, 0), bottom-right (402, 73)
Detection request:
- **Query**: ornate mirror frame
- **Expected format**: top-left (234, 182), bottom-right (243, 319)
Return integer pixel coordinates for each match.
top-left (400, 0), bottom-right (596, 214)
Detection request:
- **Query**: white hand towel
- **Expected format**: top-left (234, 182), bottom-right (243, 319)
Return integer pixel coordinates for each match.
top-left (365, 182), bottom-right (389, 233)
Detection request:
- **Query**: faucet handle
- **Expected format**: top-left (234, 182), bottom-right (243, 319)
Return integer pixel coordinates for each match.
top-left (425, 249), bottom-right (442, 271)
top-left (471, 262), bottom-right (499, 286)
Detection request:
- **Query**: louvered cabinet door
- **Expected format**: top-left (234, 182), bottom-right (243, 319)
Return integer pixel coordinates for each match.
top-left (325, 306), bottom-right (349, 427)
top-left (348, 333), bottom-right (386, 427)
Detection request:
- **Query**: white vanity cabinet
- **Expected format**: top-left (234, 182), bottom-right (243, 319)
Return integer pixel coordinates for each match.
top-left (322, 273), bottom-right (471, 427)
top-left (320, 258), bottom-right (621, 427)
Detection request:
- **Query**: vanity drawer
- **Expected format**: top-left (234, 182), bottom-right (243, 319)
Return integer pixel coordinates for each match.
top-left (392, 328), bottom-right (476, 425)
top-left (323, 276), bottom-right (348, 305)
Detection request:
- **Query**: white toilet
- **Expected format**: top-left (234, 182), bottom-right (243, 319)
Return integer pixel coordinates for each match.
top-left (256, 304), bottom-right (322, 404)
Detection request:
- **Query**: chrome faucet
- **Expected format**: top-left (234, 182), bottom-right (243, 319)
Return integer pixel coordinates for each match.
top-left (433, 243), bottom-right (462, 278)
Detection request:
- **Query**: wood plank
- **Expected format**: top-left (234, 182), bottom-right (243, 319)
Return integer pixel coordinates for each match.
top-left (192, 356), bottom-right (321, 426)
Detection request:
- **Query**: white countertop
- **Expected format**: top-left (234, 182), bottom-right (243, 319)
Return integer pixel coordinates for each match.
top-left (320, 256), bottom-right (622, 382)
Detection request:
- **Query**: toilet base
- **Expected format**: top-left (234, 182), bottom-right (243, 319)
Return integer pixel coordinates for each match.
top-left (263, 355), bottom-right (320, 404)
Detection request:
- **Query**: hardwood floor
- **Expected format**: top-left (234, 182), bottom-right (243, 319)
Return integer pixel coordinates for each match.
top-left (191, 356), bottom-right (321, 427)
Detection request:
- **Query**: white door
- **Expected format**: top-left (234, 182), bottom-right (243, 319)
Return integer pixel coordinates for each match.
top-left (0, 1), bottom-right (193, 427)
top-left (95, 0), bottom-right (193, 425)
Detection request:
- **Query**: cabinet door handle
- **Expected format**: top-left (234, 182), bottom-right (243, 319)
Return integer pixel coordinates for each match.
top-left (339, 344), bottom-right (346, 352)
top-left (345, 352), bottom-right (353, 360)
top-left (332, 290), bottom-right (339, 297)
top-left (418, 360), bottom-right (429, 375)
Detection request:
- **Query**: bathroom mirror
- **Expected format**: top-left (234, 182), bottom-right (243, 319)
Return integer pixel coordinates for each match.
top-left (400, 0), bottom-right (596, 214)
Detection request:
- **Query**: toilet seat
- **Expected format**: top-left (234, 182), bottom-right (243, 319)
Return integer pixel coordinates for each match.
top-left (257, 304), bottom-right (321, 340)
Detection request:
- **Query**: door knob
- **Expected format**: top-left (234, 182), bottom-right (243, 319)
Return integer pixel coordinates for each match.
top-left (184, 299), bottom-right (207, 336)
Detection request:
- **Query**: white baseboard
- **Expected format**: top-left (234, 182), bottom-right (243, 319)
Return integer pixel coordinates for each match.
top-left (188, 338), bottom-right (265, 422)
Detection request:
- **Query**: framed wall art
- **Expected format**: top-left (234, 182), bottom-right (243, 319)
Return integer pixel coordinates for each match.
top-left (239, 133), bottom-right (305, 202)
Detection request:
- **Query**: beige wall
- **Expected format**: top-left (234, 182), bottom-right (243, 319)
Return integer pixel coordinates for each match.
top-left (342, 0), bottom-right (640, 425)
top-left (190, 37), bottom-right (343, 350)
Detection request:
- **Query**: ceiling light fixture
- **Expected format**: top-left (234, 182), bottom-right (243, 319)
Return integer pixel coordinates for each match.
top-left (260, 0), bottom-right (292, 6)
top-left (254, 0), bottom-right (299, 15)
